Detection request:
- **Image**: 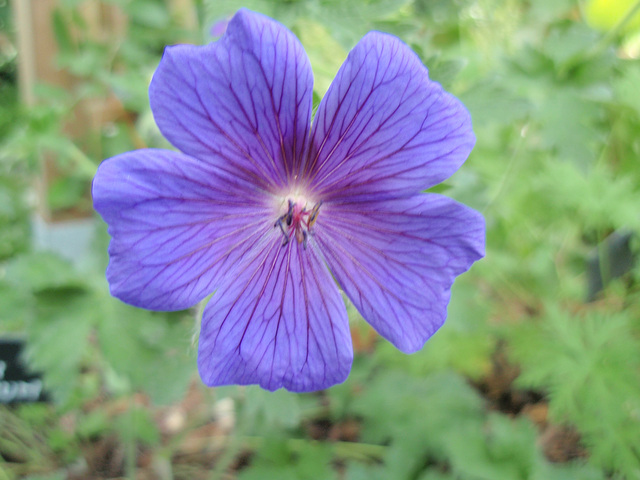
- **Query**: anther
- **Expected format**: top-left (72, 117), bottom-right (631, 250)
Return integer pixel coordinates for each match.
top-left (285, 199), bottom-right (294, 226)
top-left (306, 200), bottom-right (323, 229)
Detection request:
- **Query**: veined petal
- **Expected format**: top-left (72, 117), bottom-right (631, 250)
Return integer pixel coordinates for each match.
top-left (315, 194), bottom-right (484, 352)
top-left (304, 32), bottom-right (474, 201)
top-left (92, 149), bottom-right (273, 311)
top-left (198, 237), bottom-right (353, 392)
top-left (149, 8), bottom-right (313, 191)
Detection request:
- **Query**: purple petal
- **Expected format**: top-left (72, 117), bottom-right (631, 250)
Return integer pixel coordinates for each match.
top-left (303, 32), bottom-right (475, 201)
top-left (92, 149), bottom-right (274, 311)
top-left (149, 9), bottom-right (313, 191)
top-left (210, 17), bottom-right (230, 38)
top-left (198, 237), bottom-right (353, 392)
top-left (315, 194), bottom-right (484, 352)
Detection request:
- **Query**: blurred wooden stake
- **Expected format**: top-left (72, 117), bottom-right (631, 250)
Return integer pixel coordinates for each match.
top-left (13, 0), bottom-right (74, 107)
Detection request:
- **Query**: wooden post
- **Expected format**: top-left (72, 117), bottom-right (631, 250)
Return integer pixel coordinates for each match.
top-left (13, 0), bottom-right (74, 107)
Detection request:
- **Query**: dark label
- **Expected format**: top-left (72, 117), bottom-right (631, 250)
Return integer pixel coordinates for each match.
top-left (0, 338), bottom-right (47, 403)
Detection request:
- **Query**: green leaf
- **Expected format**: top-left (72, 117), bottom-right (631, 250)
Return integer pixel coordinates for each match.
top-left (510, 307), bottom-right (640, 476)
top-left (351, 370), bottom-right (485, 457)
top-left (615, 63), bottom-right (640, 117)
top-left (47, 176), bottom-right (88, 211)
top-left (76, 409), bottom-right (110, 440)
top-left (239, 466), bottom-right (299, 480)
top-left (345, 463), bottom-right (386, 480)
top-left (127, 0), bottom-right (171, 29)
top-left (5, 252), bottom-right (85, 292)
top-left (426, 57), bottom-right (467, 89)
top-left (535, 87), bottom-right (603, 167)
top-left (460, 80), bottom-right (532, 126)
top-left (416, 471), bottom-right (458, 480)
top-left (113, 404), bottom-right (160, 447)
top-left (98, 305), bottom-right (194, 405)
top-left (542, 23), bottom-right (600, 70)
top-left (244, 387), bottom-right (303, 430)
top-left (534, 160), bottom-right (640, 233)
top-left (0, 280), bottom-right (33, 331)
top-left (239, 440), bottom-right (336, 480)
top-left (383, 427), bottom-right (433, 479)
top-left (24, 290), bottom-right (96, 404)
top-left (51, 8), bottom-right (76, 54)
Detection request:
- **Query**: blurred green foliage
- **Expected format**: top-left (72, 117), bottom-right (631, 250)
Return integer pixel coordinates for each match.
top-left (1, 0), bottom-right (640, 479)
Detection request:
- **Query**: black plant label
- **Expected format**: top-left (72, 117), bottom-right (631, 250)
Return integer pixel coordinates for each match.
top-left (0, 338), bottom-right (48, 404)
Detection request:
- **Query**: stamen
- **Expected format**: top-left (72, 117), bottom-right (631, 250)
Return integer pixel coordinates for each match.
top-left (285, 199), bottom-right (294, 226)
top-left (274, 199), bottom-right (323, 249)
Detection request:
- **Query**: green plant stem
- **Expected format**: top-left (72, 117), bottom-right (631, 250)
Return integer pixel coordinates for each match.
top-left (67, 142), bottom-right (98, 179)
top-left (481, 122), bottom-right (529, 214)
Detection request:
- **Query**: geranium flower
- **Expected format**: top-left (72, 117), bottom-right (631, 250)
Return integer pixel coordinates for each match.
top-left (92, 9), bottom-right (484, 392)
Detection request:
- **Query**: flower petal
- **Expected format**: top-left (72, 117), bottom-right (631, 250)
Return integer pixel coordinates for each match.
top-left (92, 149), bottom-right (274, 311)
top-left (149, 9), bottom-right (313, 191)
top-left (304, 32), bottom-right (474, 201)
top-left (198, 238), bottom-right (353, 392)
top-left (315, 194), bottom-right (484, 352)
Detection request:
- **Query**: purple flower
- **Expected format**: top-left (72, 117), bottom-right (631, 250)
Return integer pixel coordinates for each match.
top-left (92, 9), bottom-right (484, 392)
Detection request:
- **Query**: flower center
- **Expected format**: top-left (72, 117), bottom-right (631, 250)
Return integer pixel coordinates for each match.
top-left (274, 198), bottom-right (323, 249)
